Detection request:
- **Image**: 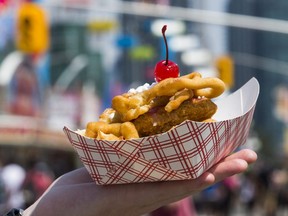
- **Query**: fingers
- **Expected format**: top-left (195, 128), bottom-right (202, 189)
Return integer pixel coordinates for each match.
top-left (223, 149), bottom-right (258, 164)
top-left (207, 149), bottom-right (257, 183)
top-left (209, 159), bottom-right (248, 183)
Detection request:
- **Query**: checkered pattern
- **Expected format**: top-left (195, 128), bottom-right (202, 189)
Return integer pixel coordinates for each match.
top-left (63, 104), bottom-right (255, 185)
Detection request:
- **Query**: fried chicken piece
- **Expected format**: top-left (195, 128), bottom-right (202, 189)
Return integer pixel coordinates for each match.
top-left (132, 97), bottom-right (217, 137)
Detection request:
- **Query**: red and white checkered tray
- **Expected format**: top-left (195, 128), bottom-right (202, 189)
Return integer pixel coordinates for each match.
top-left (64, 78), bottom-right (259, 185)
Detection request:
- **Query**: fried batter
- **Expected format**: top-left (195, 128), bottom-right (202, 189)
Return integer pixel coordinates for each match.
top-left (85, 72), bottom-right (225, 140)
top-left (112, 72), bottom-right (225, 122)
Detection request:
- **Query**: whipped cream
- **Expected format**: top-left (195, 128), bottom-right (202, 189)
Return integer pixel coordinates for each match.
top-left (128, 82), bottom-right (156, 94)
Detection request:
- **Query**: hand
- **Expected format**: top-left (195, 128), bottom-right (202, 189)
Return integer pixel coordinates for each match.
top-left (23, 149), bottom-right (257, 216)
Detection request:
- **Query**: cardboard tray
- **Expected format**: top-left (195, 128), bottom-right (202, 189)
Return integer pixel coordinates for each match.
top-left (64, 77), bottom-right (259, 185)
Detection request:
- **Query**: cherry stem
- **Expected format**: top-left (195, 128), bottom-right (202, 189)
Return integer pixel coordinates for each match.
top-left (162, 25), bottom-right (169, 66)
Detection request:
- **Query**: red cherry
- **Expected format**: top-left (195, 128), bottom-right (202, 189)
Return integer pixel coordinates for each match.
top-left (154, 25), bottom-right (179, 82)
top-left (154, 60), bottom-right (179, 82)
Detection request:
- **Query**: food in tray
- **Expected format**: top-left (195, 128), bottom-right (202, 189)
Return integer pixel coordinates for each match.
top-left (85, 72), bottom-right (225, 140)
top-left (85, 25), bottom-right (225, 140)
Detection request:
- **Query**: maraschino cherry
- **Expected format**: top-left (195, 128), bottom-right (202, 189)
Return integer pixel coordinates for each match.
top-left (154, 25), bottom-right (179, 82)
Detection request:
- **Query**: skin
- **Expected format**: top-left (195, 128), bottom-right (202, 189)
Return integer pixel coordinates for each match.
top-left (23, 149), bottom-right (257, 216)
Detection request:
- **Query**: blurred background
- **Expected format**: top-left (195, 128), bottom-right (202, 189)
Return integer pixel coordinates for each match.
top-left (0, 0), bottom-right (288, 215)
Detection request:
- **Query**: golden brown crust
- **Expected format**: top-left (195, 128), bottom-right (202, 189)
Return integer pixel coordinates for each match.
top-left (132, 98), bottom-right (217, 137)
top-left (85, 72), bottom-right (224, 140)
top-left (112, 72), bottom-right (225, 122)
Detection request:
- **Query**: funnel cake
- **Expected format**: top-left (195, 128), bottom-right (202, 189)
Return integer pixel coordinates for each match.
top-left (85, 72), bottom-right (225, 140)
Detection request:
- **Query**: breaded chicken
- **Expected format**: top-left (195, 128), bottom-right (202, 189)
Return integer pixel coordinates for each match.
top-left (132, 98), bottom-right (217, 137)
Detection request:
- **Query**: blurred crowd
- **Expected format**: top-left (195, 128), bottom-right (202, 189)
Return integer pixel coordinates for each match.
top-left (1, 155), bottom-right (287, 216)
top-left (0, 159), bottom-right (55, 215)
top-left (0, 143), bottom-right (78, 216)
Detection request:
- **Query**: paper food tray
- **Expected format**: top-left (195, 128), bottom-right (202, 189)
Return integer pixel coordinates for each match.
top-left (64, 77), bottom-right (260, 185)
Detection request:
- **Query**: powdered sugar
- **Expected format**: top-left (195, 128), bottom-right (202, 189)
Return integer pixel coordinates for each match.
top-left (128, 82), bottom-right (156, 94)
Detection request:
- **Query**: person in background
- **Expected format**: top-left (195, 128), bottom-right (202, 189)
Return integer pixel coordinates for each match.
top-left (1, 163), bottom-right (26, 213)
top-left (21, 161), bottom-right (54, 208)
top-left (7, 59), bottom-right (40, 117)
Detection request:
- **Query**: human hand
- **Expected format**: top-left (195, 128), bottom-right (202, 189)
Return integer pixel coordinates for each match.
top-left (23, 149), bottom-right (257, 216)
